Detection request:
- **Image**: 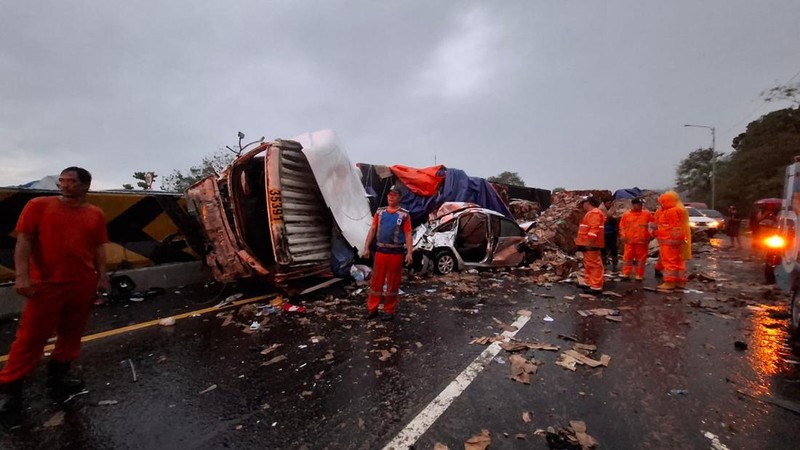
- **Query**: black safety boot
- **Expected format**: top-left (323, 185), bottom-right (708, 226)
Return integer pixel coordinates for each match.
top-left (46, 360), bottom-right (84, 396)
top-left (0, 379), bottom-right (24, 428)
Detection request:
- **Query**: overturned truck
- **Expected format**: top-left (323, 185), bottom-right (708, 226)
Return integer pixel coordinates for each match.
top-left (186, 130), bottom-right (372, 285)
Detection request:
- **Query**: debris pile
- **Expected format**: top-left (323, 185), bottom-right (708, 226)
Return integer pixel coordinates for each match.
top-left (509, 199), bottom-right (542, 221)
top-left (527, 190), bottom-right (609, 254)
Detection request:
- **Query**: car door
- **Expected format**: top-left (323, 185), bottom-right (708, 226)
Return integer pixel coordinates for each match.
top-left (490, 215), bottom-right (527, 267)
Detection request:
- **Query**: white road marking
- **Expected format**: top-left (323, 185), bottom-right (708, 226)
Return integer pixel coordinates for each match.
top-left (382, 314), bottom-right (531, 450)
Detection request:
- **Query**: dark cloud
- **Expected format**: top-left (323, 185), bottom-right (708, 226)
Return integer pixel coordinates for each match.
top-left (1, 1), bottom-right (799, 191)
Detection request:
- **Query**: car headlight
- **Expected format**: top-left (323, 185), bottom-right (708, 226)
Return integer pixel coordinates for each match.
top-left (689, 222), bottom-right (697, 227)
top-left (708, 221), bottom-right (719, 228)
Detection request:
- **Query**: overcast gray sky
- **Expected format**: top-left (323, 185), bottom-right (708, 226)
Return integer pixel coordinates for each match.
top-left (1, 1), bottom-right (798, 191)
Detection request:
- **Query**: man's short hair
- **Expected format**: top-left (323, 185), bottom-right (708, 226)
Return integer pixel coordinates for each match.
top-left (62, 167), bottom-right (92, 185)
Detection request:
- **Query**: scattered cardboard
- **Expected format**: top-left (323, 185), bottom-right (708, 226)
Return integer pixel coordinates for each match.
top-left (465, 429), bottom-right (491, 450)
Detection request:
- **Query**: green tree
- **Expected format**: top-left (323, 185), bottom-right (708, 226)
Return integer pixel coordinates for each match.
top-left (160, 150), bottom-right (236, 192)
top-left (715, 107), bottom-right (800, 212)
top-left (487, 171), bottom-right (526, 186)
top-left (674, 148), bottom-right (724, 205)
top-left (123, 172), bottom-right (157, 190)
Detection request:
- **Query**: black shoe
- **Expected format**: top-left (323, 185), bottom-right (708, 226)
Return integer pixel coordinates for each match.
top-left (576, 283), bottom-right (590, 290)
top-left (589, 288), bottom-right (603, 295)
top-left (381, 313), bottom-right (395, 322)
top-left (364, 310), bottom-right (379, 320)
top-left (46, 360), bottom-right (84, 396)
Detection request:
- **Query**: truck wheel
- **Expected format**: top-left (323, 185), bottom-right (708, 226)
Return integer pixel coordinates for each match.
top-left (765, 263), bottom-right (777, 284)
top-left (433, 250), bottom-right (456, 275)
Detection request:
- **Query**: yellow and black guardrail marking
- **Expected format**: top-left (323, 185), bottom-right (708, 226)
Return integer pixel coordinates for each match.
top-left (0, 189), bottom-right (202, 283)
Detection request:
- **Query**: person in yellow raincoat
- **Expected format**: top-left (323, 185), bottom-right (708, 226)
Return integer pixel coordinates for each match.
top-left (654, 191), bottom-right (691, 291)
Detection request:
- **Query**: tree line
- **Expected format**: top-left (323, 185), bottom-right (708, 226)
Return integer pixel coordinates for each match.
top-left (676, 82), bottom-right (800, 214)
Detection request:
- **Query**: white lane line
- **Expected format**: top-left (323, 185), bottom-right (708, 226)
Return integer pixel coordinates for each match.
top-left (382, 314), bottom-right (531, 450)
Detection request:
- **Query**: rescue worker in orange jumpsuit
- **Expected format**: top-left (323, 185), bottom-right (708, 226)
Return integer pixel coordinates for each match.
top-left (619, 197), bottom-right (654, 281)
top-left (575, 197), bottom-right (606, 293)
top-left (0, 167), bottom-right (109, 421)
top-left (654, 191), bottom-right (690, 291)
top-left (362, 185), bottom-right (413, 321)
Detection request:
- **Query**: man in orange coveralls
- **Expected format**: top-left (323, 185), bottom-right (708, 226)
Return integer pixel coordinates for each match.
top-left (575, 196), bottom-right (606, 294)
top-left (619, 198), bottom-right (655, 281)
top-left (654, 191), bottom-right (690, 291)
top-left (362, 185), bottom-right (413, 321)
top-left (0, 167), bottom-right (109, 420)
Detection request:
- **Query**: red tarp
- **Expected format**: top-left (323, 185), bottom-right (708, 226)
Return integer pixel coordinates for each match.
top-left (390, 165), bottom-right (445, 197)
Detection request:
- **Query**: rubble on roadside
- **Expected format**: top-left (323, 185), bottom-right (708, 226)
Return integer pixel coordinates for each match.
top-left (509, 199), bottom-right (542, 221)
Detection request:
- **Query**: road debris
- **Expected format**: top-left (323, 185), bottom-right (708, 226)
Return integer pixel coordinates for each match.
top-left (216, 293), bottom-right (244, 308)
top-left (464, 429), bottom-right (491, 450)
top-left (282, 303), bottom-right (307, 313)
top-left (43, 411), bottom-right (66, 428)
top-left (509, 354), bottom-right (542, 384)
top-left (262, 355), bottom-right (288, 367)
top-left (702, 431), bottom-right (731, 450)
top-left (159, 317), bottom-right (176, 327)
top-left (556, 344), bottom-right (610, 371)
top-left (669, 389), bottom-right (689, 396)
top-left (128, 358), bottom-right (138, 382)
top-left (522, 411), bottom-right (533, 423)
top-left (541, 421), bottom-right (599, 449)
top-left (199, 384), bottom-right (218, 394)
top-left (470, 336), bottom-right (505, 345)
top-left (260, 344), bottom-right (282, 355)
top-left (98, 400), bottom-right (119, 406)
top-left (63, 389), bottom-right (90, 403)
top-left (734, 341), bottom-right (748, 351)
top-left (500, 341), bottom-right (560, 352)
top-left (577, 308), bottom-right (620, 318)
top-left (543, 315), bottom-right (555, 322)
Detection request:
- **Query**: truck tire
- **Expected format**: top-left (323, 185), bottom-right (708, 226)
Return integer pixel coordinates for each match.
top-left (433, 250), bottom-right (456, 275)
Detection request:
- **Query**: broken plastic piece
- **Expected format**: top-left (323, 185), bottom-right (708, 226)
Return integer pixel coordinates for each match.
top-left (282, 303), bottom-right (306, 313)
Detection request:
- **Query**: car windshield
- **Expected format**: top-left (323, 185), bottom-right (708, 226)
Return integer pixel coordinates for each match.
top-left (686, 207), bottom-right (703, 216)
top-left (700, 209), bottom-right (723, 218)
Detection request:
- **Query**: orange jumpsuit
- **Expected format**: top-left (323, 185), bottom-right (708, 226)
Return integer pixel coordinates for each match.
top-left (619, 208), bottom-right (654, 279)
top-left (654, 193), bottom-right (688, 284)
top-left (1, 197), bottom-right (108, 384)
top-left (575, 207), bottom-right (606, 290)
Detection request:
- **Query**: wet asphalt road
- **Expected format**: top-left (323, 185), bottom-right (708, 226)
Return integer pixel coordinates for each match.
top-left (0, 243), bottom-right (799, 449)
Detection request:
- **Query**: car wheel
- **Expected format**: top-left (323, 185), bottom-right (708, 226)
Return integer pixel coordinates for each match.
top-left (433, 250), bottom-right (456, 275)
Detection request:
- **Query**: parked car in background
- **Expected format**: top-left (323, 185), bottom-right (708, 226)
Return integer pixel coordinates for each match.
top-left (412, 202), bottom-right (537, 275)
top-left (699, 209), bottom-right (726, 231)
top-left (686, 207), bottom-right (721, 237)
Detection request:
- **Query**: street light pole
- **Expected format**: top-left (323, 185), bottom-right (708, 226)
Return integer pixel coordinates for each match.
top-left (684, 124), bottom-right (716, 210)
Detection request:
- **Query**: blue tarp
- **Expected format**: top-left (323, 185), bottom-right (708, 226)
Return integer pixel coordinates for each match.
top-left (398, 168), bottom-right (514, 226)
top-left (613, 187), bottom-right (643, 200)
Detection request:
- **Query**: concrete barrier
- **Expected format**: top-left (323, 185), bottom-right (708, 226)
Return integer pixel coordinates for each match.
top-left (0, 262), bottom-right (210, 319)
